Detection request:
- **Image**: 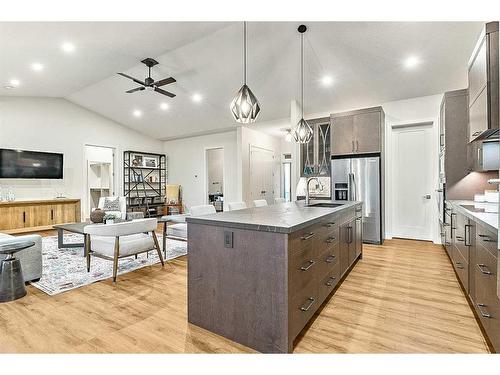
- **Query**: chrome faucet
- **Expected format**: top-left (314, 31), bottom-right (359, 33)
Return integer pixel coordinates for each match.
top-left (305, 177), bottom-right (320, 206)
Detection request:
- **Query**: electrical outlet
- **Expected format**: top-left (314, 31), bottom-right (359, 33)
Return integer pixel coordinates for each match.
top-left (224, 231), bottom-right (233, 248)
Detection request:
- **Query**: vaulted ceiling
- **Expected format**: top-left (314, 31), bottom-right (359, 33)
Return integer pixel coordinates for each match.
top-left (0, 22), bottom-right (484, 140)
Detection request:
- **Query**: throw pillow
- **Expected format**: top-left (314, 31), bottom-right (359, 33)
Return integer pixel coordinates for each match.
top-left (103, 197), bottom-right (121, 212)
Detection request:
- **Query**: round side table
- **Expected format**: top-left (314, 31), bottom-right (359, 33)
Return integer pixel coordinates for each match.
top-left (0, 240), bottom-right (35, 303)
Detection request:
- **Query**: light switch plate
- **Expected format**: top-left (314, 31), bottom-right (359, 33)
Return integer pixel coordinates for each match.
top-left (224, 231), bottom-right (233, 248)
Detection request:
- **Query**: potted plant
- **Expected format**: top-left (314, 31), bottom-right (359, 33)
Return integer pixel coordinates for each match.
top-left (104, 213), bottom-right (120, 224)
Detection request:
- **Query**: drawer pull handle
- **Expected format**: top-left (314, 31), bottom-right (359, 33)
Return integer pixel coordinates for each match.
top-left (443, 223), bottom-right (450, 227)
top-left (325, 276), bottom-right (336, 287)
top-left (472, 131), bottom-right (482, 136)
top-left (300, 260), bottom-right (315, 271)
top-left (455, 236), bottom-right (464, 242)
top-left (300, 297), bottom-right (315, 312)
top-left (355, 209), bottom-right (362, 213)
top-left (445, 242), bottom-right (452, 245)
top-left (326, 236), bottom-right (336, 243)
top-left (325, 255), bottom-right (336, 263)
top-left (455, 262), bottom-right (464, 269)
top-left (477, 264), bottom-right (492, 275)
top-left (301, 232), bottom-right (315, 241)
top-left (478, 234), bottom-right (495, 242)
top-left (477, 303), bottom-right (492, 318)
top-left (325, 222), bottom-right (335, 228)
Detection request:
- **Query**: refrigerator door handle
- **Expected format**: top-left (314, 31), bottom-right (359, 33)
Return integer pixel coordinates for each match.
top-left (352, 172), bottom-right (357, 201)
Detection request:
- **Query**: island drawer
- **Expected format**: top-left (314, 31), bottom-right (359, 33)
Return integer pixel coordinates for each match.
top-left (315, 243), bottom-right (340, 278)
top-left (317, 263), bottom-right (341, 304)
top-left (314, 225), bottom-right (340, 255)
top-left (289, 244), bottom-right (320, 291)
top-left (341, 208), bottom-right (356, 225)
top-left (476, 224), bottom-right (498, 257)
top-left (289, 278), bottom-right (319, 340)
top-left (289, 223), bottom-right (320, 254)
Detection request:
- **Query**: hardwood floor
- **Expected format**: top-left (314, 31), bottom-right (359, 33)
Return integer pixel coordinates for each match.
top-left (0, 236), bottom-right (490, 353)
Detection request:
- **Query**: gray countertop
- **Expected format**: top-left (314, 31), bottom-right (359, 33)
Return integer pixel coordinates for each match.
top-left (446, 200), bottom-right (498, 233)
top-left (186, 200), bottom-right (360, 233)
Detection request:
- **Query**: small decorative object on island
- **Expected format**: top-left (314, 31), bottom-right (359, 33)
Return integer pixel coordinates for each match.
top-left (90, 208), bottom-right (105, 223)
top-left (104, 213), bottom-right (121, 224)
top-left (293, 24), bottom-right (313, 144)
top-left (230, 21), bottom-right (261, 123)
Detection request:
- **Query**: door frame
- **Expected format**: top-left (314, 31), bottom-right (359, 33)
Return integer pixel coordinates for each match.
top-left (387, 120), bottom-right (438, 242)
top-left (204, 146), bottom-right (225, 208)
top-left (83, 144), bottom-right (117, 220)
top-left (249, 144), bottom-right (275, 204)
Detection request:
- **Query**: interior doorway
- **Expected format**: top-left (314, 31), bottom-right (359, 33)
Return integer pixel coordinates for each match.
top-left (205, 147), bottom-right (224, 212)
top-left (391, 123), bottom-right (434, 240)
top-left (249, 145), bottom-right (275, 205)
top-left (84, 145), bottom-right (115, 219)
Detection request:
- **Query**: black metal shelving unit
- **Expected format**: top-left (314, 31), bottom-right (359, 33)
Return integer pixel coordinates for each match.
top-left (123, 150), bottom-right (166, 217)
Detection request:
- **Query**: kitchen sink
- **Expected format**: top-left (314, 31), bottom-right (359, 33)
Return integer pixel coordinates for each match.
top-left (306, 202), bottom-right (344, 208)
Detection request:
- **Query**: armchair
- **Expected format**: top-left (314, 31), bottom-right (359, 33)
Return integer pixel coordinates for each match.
top-left (83, 218), bottom-right (164, 283)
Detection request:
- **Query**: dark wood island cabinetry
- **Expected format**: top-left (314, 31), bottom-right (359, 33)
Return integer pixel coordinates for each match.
top-left (187, 201), bottom-right (363, 353)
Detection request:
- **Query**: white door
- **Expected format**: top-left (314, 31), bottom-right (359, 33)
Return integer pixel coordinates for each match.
top-left (249, 146), bottom-right (274, 204)
top-left (392, 125), bottom-right (434, 240)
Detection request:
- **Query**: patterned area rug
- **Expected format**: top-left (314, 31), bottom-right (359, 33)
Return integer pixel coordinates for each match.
top-left (31, 233), bottom-right (187, 295)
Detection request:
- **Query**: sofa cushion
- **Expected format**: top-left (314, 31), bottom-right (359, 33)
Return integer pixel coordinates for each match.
top-left (91, 233), bottom-right (155, 257)
top-left (167, 223), bottom-right (187, 239)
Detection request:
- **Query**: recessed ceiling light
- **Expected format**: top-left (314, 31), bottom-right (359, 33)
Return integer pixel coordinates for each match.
top-left (192, 93), bottom-right (202, 103)
top-left (9, 79), bottom-right (20, 87)
top-left (321, 75), bottom-right (333, 86)
top-left (61, 42), bottom-right (75, 53)
top-left (31, 62), bottom-right (44, 72)
top-left (404, 55), bottom-right (420, 69)
top-left (133, 109), bottom-right (142, 118)
top-left (160, 102), bottom-right (169, 111)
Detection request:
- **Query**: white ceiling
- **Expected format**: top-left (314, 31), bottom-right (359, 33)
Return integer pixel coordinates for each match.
top-left (0, 22), bottom-right (484, 140)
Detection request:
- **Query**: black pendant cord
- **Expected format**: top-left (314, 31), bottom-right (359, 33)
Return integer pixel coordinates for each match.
top-left (301, 32), bottom-right (304, 119)
top-left (243, 21), bottom-right (247, 85)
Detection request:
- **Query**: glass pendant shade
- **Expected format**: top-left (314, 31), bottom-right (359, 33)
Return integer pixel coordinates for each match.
top-left (230, 83), bottom-right (261, 123)
top-left (293, 118), bottom-right (313, 143)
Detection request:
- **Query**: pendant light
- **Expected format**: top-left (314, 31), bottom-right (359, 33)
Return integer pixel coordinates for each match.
top-left (293, 24), bottom-right (313, 143)
top-left (230, 21), bottom-right (261, 123)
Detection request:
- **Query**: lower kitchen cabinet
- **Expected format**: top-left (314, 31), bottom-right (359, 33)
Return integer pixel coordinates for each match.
top-left (444, 201), bottom-right (500, 353)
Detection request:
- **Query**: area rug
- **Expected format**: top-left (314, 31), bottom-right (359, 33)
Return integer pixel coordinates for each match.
top-left (31, 233), bottom-right (187, 295)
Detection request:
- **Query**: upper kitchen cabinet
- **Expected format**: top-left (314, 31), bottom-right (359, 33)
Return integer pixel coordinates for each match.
top-left (468, 21), bottom-right (499, 142)
top-left (300, 117), bottom-right (331, 177)
top-left (439, 89), bottom-right (469, 186)
top-left (330, 106), bottom-right (385, 156)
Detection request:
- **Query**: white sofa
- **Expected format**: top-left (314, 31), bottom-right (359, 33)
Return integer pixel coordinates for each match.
top-left (0, 232), bottom-right (43, 282)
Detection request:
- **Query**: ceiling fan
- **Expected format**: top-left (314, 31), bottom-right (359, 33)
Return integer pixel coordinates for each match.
top-left (118, 58), bottom-right (176, 98)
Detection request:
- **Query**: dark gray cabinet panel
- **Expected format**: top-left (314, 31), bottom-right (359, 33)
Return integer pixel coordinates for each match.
top-left (331, 107), bottom-right (384, 156)
top-left (331, 115), bottom-right (354, 155)
top-left (467, 22), bottom-right (499, 142)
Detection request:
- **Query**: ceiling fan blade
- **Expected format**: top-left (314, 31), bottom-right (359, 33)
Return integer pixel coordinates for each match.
top-left (154, 87), bottom-right (176, 98)
top-left (117, 73), bottom-right (146, 86)
top-left (126, 87), bottom-right (146, 93)
top-left (153, 77), bottom-right (176, 87)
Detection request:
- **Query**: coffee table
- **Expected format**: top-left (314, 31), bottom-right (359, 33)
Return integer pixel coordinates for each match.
top-left (0, 240), bottom-right (35, 302)
top-left (53, 222), bottom-right (91, 256)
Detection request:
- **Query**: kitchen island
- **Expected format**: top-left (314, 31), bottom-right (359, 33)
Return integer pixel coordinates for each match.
top-left (186, 200), bottom-right (363, 353)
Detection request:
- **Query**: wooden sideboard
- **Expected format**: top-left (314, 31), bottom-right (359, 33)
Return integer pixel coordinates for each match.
top-left (0, 199), bottom-right (81, 234)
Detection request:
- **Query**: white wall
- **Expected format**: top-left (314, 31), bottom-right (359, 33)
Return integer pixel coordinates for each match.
top-left (381, 94), bottom-right (443, 243)
top-left (0, 96), bottom-right (163, 215)
top-left (237, 126), bottom-right (282, 205)
top-left (163, 131), bottom-right (238, 211)
top-left (206, 148), bottom-right (224, 195)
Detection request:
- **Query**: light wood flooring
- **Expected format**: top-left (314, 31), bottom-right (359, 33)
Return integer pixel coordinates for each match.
top-left (0, 234), bottom-right (490, 353)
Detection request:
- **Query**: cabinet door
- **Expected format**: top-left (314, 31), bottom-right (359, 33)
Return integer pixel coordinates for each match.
top-left (25, 204), bottom-right (52, 228)
top-left (317, 123), bottom-right (331, 176)
top-left (355, 216), bottom-right (362, 258)
top-left (0, 206), bottom-right (25, 230)
top-left (469, 87), bottom-right (488, 142)
top-left (347, 221), bottom-right (356, 266)
top-left (339, 223), bottom-right (350, 276)
top-left (300, 137), bottom-right (315, 176)
top-left (52, 203), bottom-right (76, 224)
top-left (468, 36), bottom-right (488, 104)
top-left (439, 100), bottom-right (445, 149)
top-left (331, 116), bottom-right (354, 155)
top-left (353, 111), bottom-right (381, 153)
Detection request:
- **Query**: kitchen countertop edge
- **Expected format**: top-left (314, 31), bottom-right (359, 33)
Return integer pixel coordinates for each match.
top-left (446, 199), bottom-right (498, 233)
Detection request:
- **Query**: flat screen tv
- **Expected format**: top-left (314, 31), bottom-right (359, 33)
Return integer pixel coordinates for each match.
top-left (0, 148), bottom-right (63, 179)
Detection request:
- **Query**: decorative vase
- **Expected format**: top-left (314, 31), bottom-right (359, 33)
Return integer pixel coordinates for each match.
top-left (90, 208), bottom-right (105, 223)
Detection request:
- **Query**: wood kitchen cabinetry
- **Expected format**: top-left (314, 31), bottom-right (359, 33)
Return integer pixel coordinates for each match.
top-left (0, 199), bottom-right (81, 234)
top-left (468, 22), bottom-right (499, 142)
top-left (300, 117), bottom-right (331, 177)
top-left (445, 201), bottom-right (500, 352)
top-left (330, 106), bottom-right (385, 156)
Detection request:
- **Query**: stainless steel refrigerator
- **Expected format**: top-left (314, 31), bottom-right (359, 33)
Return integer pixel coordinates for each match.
top-left (331, 155), bottom-right (383, 244)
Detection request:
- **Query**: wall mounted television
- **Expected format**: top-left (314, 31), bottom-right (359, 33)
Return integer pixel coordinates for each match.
top-left (0, 148), bottom-right (63, 179)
